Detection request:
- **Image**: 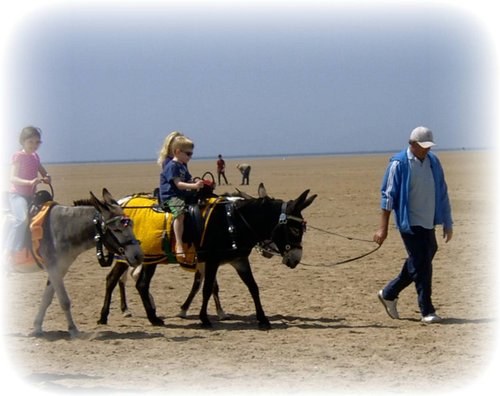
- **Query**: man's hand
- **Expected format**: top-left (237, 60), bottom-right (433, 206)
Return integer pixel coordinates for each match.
top-left (443, 228), bottom-right (453, 243)
top-left (373, 227), bottom-right (388, 246)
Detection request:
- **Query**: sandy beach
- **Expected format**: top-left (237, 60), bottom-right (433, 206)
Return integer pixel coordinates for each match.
top-left (1, 150), bottom-right (497, 395)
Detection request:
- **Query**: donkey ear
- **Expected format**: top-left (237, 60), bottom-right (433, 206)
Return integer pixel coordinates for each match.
top-left (293, 189), bottom-right (310, 209)
top-left (236, 188), bottom-right (254, 200)
top-left (300, 193), bottom-right (317, 211)
top-left (89, 191), bottom-right (107, 211)
top-left (290, 190), bottom-right (317, 213)
top-left (258, 183), bottom-right (268, 198)
top-left (102, 188), bottom-right (118, 206)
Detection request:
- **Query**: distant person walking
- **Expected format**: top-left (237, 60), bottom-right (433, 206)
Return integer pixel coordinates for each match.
top-left (373, 126), bottom-right (453, 324)
top-left (5, 126), bottom-right (51, 264)
top-left (236, 163), bottom-right (251, 185)
top-left (216, 154), bottom-right (229, 185)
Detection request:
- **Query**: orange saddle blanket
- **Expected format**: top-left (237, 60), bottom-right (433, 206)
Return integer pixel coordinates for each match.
top-left (8, 201), bottom-right (55, 272)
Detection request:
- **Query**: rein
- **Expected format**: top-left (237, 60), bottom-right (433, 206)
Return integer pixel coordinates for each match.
top-left (300, 225), bottom-right (381, 267)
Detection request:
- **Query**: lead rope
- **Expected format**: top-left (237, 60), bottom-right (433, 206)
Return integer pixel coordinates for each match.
top-left (300, 225), bottom-right (381, 267)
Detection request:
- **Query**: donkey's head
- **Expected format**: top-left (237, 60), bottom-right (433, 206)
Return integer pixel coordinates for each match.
top-left (257, 184), bottom-right (317, 268)
top-left (89, 188), bottom-right (144, 267)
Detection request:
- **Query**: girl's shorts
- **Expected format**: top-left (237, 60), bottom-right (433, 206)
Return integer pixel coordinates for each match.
top-left (165, 196), bottom-right (186, 218)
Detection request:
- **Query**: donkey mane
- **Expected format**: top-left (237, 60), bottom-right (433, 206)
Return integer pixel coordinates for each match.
top-left (73, 196), bottom-right (120, 208)
top-left (73, 199), bottom-right (93, 207)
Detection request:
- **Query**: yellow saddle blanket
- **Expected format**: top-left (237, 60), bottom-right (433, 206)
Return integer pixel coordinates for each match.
top-left (121, 195), bottom-right (221, 269)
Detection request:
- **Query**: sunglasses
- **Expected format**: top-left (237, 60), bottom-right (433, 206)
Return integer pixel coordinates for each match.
top-left (182, 151), bottom-right (193, 157)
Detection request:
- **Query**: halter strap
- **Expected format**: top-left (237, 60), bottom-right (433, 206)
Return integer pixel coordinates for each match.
top-left (235, 200), bottom-right (305, 256)
top-left (278, 201), bottom-right (304, 224)
top-left (93, 212), bottom-right (139, 267)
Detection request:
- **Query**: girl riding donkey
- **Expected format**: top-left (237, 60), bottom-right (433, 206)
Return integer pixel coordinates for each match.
top-left (158, 133), bottom-right (204, 264)
top-left (4, 126), bottom-right (51, 266)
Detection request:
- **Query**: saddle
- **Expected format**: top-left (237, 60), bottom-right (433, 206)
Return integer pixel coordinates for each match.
top-left (8, 197), bottom-right (57, 272)
top-left (120, 193), bottom-right (221, 270)
top-left (30, 201), bottom-right (57, 265)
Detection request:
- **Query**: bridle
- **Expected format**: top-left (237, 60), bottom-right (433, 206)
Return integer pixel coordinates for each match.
top-left (236, 201), bottom-right (306, 257)
top-left (275, 201), bottom-right (307, 251)
top-left (93, 212), bottom-right (141, 267)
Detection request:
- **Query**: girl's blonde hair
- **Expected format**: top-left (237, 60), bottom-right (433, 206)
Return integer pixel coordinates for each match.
top-left (157, 131), bottom-right (183, 167)
top-left (171, 135), bottom-right (194, 153)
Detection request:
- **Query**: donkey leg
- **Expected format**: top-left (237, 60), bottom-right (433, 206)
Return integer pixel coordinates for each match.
top-left (199, 261), bottom-right (219, 328)
top-left (118, 273), bottom-right (131, 318)
top-left (232, 257), bottom-right (270, 330)
top-left (98, 261), bottom-right (128, 325)
top-left (178, 269), bottom-right (203, 318)
top-left (32, 279), bottom-right (55, 336)
top-left (212, 278), bottom-right (229, 320)
top-left (181, 266), bottom-right (228, 321)
top-left (46, 266), bottom-right (79, 337)
top-left (136, 264), bottom-right (164, 326)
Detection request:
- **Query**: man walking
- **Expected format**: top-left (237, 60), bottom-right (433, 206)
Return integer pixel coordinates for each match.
top-left (373, 126), bottom-right (453, 324)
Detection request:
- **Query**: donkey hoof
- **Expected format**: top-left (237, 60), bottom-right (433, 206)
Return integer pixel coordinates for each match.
top-left (217, 312), bottom-right (230, 321)
top-left (200, 320), bottom-right (213, 329)
top-left (97, 318), bottom-right (108, 325)
top-left (30, 329), bottom-right (44, 337)
top-left (150, 318), bottom-right (165, 326)
top-left (122, 309), bottom-right (132, 318)
top-left (177, 309), bottom-right (188, 319)
top-left (258, 321), bottom-right (271, 330)
top-left (69, 328), bottom-right (81, 338)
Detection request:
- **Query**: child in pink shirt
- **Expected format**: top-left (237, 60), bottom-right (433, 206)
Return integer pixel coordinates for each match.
top-left (6, 126), bottom-right (51, 262)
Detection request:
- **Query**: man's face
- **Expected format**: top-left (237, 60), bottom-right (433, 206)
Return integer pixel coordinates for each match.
top-left (409, 142), bottom-right (431, 160)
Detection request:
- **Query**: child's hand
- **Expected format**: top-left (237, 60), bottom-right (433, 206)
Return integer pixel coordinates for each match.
top-left (31, 177), bottom-right (43, 187)
top-left (42, 175), bottom-right (51, 184)
top-left (194, 180), bottom-right (204, 190)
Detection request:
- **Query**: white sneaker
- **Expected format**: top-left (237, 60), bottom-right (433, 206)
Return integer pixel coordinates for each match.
top-left (378, 290), bottom-right (400, 319)
top-left (421, 313), bottom-right (442, 324)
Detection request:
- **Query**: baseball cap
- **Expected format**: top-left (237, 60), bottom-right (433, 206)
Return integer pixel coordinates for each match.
top-left (409, 126), bottom-right (435, 148)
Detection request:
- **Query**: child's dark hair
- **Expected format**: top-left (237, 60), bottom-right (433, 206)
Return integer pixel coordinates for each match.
top-left (19, 126), bottom-right (42, 145)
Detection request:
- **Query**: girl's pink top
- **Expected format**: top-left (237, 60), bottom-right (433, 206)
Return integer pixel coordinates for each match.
top-left (10, 150), bottom-right (41, 197)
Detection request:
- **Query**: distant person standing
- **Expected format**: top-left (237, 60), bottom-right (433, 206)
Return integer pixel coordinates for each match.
top-left (373, 126), bottom-right (453, 324)
top-left (236, 163), bottom-right (251, 185)
top-left (216, 154), bottom-right (229, 185)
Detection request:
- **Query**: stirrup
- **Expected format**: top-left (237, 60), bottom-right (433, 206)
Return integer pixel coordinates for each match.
top-left (175, 251), bottom-right (196, 266)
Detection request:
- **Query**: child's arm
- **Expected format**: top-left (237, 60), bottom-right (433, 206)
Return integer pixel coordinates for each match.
top-left (173, 178), bottom-right (204, 191)
top-left (38, 164), bottom-right (51, 183)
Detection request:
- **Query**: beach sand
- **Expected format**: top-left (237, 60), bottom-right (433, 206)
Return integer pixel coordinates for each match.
top-left (1, 151), bottom-right (497, 394)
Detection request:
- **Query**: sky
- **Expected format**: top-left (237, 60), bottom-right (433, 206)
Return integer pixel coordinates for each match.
top-left (0, 0), bottom-right (498, 164)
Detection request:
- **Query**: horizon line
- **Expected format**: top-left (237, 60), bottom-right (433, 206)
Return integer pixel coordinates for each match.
top-left (42, 147), bottom-right (490, 166)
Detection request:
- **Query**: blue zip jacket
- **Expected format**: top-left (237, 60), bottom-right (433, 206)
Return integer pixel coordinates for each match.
top-left (380, 149), bottom-right (453, 234)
